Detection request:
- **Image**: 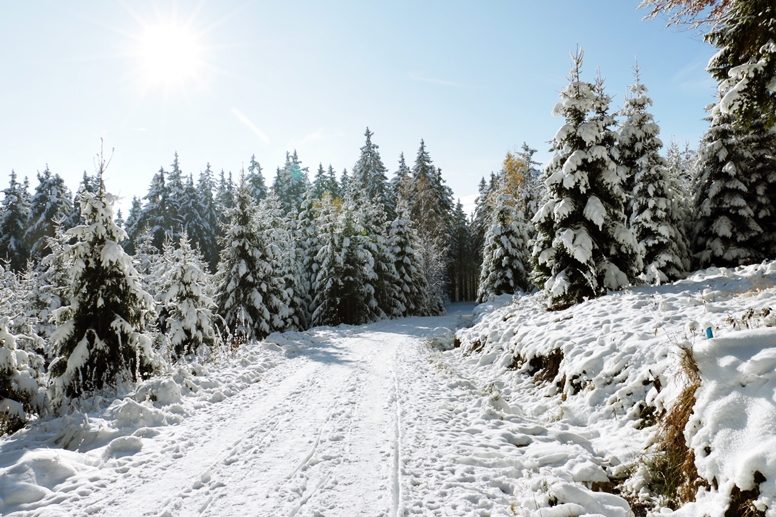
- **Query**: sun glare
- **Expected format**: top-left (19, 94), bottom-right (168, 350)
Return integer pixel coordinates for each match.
top-left (139, 25), bottom-right (201, 88)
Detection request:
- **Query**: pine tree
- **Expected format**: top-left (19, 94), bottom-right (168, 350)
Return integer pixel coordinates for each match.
top-left (138, 167), bottom-right (171, 250)
top-left (272, 151), bottom-right (310, 215)
top-left (388, 202), bottom-right (430, 316)
top-left (24, 167), bottom-right (73, 263)
top-left (257, 192), bottom-right (305, 330)
top-left (194, 165), bottom-right (220, 271)
top-left (692, 106), bottom-right (763, 267)
top-left (356, 198), bottom-right (403, 319)
top-left (532, 49), bottom-right (640, 308)
top-left (216, 176), bottom-right (290, 342)
top-left (707, 0), bottom-right (776, 129)
top-left (311, 197), bottom-right (373, 326)
top-left (154, 232), bottom-right (217, 359)
top-left (0, 171), bottom-right (30, 272)
top-left (350, 128), bottom-right (393, 217)
top-left (216, 170), bottom-right (235, 229)
top-left (326, 165), bottom-right (341, 200)
top-left (740, 116), bottom-right (776, 258)
top-left (619, 67), bottom-right (689, 283)
top-left (477, 193), bottom-right (531, 302)
top-left (295, 190), bottom-right (321, 326)
top-left (166, 152), bottom-right (186, 241)
top-left (449, 201), bottom-right (477, 302)
top-left (49, 150), bottom-right (157, 399)
top-left (389, 153), bottom-right (411, 205)
top-left (122, 196), bottom-right (143, 254)
top-left (312, 164), bottom-right (329, 199)
top-left (402, 140), bottom-right (454, 307)
top-left (247, 154), bottom-right (267, 203)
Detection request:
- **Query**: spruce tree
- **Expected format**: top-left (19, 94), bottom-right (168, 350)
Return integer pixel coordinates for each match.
top-left (122, 196), bottom-right (143, 255)
top-left (449, 201), bottom-right (477, 302)
top-left (153, 232), bottom-right (216, 359)
top-left (166, 152), bottom-right (186, 240)
top-left (619, 68), bottom-right (689, 283)
top-left (0, 171), bottom-right (30, 272)
top-left (350, 128), bottom-right (393, 217)
top-left (257, 192), bottom-right (305, 330)
top-left (194, 165), bottom-right (220, 271)
top-left (216, 176), bottom-right (290, 342)
top-left (312, 164), bottom-right (329, 199)
top-left (311, 197), bottom-right (372, 326)
top-left (49, 151), bottom-right (157, 399)
top-left (24, 167), bottom-right (73, 263)
top-left (272, 151), bottom-right (310, 215)
top-left (138, 167), bottom-right (171, 250)
top-left (707, 0), bottom-right (776, 129)
top-left (388, 202), bottom-right (429, 316)
top-left (740, 116), bottom-right (776, 258)
top-left (356, 198), bottom-right (403, 319)
top-left (246, 154), bottom-right (267, 203)
top-left (692, 106), bottom-right (763, 267)
top-left (532, 50), bottom-right (640, 308)
top-left (477, 192), bottom-right (531, 302)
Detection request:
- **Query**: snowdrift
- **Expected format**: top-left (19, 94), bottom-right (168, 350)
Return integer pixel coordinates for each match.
top-left (455, 261), bottom-right (776, 516)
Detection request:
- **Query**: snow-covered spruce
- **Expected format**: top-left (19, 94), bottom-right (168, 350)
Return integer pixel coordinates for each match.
top-left (477, 193), bottom-right (531, 302)
top-left (272, 150), bottom-right (310, 215)
top-left (532, 49), bottom-right (640, 308)
top-left (0, 317), bottom-right (45, 435)
top-left (23, 166), bottom-right (73, 263)
top-left (618, 68), bottom-right (690, 284)
top-left (257, 192), bottom-right (305, 331)
top-left (356, 198), bottom-right (405, 320)
top-left (738, 116), bottom-right (776, 258)
top-left (692, 105), bottom-right (763, 268)
top-left (311, 195), bottom-right (376, 326)
top-left (388, 202), bottom-right (429, 316)
top-left (0, 170), bottom-right (30, 272)
top-left (49, 178), bottom-right (158, 400)
top-left (153, 232), bottom-right (217, 359)
top-left (215, 176), bottom-right (290, 342)
top-left (708, 0), bottom-right (776, 130)
top-left (349, 127), bottom-right (394, 218)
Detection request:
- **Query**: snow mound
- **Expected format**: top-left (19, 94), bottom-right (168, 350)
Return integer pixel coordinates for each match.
top-left (455, 261), bottom-right (776, 515)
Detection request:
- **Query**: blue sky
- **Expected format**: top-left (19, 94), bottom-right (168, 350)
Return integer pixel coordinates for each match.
top-left (0, 1), bottom-right (717, 215)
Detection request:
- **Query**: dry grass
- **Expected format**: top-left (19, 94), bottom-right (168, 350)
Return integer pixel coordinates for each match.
top-left (645, 345), bottom-right (705, 508)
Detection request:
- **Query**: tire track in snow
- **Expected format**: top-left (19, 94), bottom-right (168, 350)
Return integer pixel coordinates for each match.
top-left (391, 356), bottom-right (403, 517)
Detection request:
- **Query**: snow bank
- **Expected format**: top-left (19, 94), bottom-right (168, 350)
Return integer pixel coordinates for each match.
top-left (455, 262), bottom-right (776, 515)
top-left (0, 342), bottom-right (280, 514)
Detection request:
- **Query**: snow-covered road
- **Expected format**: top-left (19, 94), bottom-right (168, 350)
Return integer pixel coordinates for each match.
top-left (1, 301), bottom-right (634, 516)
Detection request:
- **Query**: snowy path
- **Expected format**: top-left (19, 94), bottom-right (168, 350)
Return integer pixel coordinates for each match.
top-left (1, 302), bottom-right (630, 516)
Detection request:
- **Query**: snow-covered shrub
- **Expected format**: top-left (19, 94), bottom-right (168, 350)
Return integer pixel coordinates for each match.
top-left (0, 317), bottom-right (46, 435)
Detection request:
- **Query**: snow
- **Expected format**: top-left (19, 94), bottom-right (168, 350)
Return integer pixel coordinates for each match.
top-left (4, 262), bottom-right (776, 514)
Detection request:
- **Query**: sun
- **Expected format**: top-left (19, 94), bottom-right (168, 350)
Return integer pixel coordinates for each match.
top-left (139, 24), bottom-right (202, 89)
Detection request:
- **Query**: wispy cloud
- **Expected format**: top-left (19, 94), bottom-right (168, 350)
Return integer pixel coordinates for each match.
top-left (290, 128), bottom-right (342, 147)
top-left (408, 72), bottom-right (470, 88)
top-left (672, 59), bottom-right (716, 93)
top-left (231, 108), bottom-right (269, 144)
top-left (133, 127), bottom-right (148, 131)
